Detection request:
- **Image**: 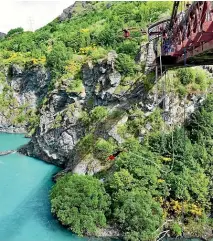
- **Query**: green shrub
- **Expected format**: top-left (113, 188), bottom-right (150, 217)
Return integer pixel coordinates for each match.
top-left (94, 138), bottom-right (115, 160)
top-left (117, 124), bottom-right (129, 138)
top-left (112, 189), bottom-right (163, 241)
top-left (7, 27), bottom-right (24, 37)
top-left (116, 40), bottom-right (139, 57)
top-left (80, 111), bottom-right (91, 126)
top-left (178, 84), bottom-right (187, 97)
top-left (46, 42), bottom-right (73, 77)
top-left (14, 114), bottom-right (26, 124)
top-left (115, 53), bottom-right (136, 76)
top-left (195, 70), bottom-right (206, 84)
top-left (78, 134), bottom-right (95, 155)
top-left (67, 79), bottom-right (83, 93)
top-left (195, 69), bottom-right (208, 90)
top-left (90, 106), bottom-right (108, 123)
top-left (51, 174), bottom-right (110, 236)
top-left (79, 134), bottom-right (95, 153)
top-left (177, 68), bottom-right (195, 85)
top-left (191, 82), bottom-right (200, 92)
top-left (171, 222), bottom-right (182, 236)
top-left (89, 47), bottom-right (107, 60)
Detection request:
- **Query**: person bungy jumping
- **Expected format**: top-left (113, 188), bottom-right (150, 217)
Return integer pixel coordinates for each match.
top-left (107, 149), bottom-right (126, 161)
top-left (123, 29), bottom-right (130, 38)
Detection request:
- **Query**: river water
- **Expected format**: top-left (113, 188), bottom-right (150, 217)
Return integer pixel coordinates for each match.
top-left (0, 133), bottom-right (90, 241)
top-left (0, 133), bottom-right (208, 241)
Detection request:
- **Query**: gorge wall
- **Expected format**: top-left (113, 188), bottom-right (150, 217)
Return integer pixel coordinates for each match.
top-left (0, 64), bottom-right (50, 133)
top-left (17, 50), bottom-right (211, 175)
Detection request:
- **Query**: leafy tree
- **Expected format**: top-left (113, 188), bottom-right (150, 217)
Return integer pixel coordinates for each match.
top-left (46, 42), bottom-right (72, 76)
top-left (116, 53), bottom-right (136, 76)
top-left (167, 167), bottom-right (209, 203)
top-left (116, 40), bottom-right (139, 58)
top-left (51, 174), bottom-right (110, 236)
top-left (113, 189), bottom-right (163, 241)
top-left (115, 148), bottom-right (161, 193)
top-left (90, 106), bottom-right (108, 123)
top-left (7, 27), bottom-right (24, 37)
top-left (107, 169), bottom-right (135, 192)
top-left (177, 68), bottom-right (195, 85)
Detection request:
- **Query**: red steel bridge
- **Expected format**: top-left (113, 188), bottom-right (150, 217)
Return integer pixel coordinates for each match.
top-left (147, 1), bottom-right (213, 68)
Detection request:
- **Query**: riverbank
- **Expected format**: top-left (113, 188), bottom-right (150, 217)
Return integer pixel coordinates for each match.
top-left (0, 126), bottom-right (26, 134)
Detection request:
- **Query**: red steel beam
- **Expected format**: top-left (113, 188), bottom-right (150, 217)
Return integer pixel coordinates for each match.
top-left (176, 38), bottom-right (213, 63)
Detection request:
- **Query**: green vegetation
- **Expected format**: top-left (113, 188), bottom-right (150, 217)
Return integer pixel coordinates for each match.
top-left (113, 190), bottom-right (163, 241)
top-left (156, 67), bottom-right (210, 98)
top-left (1, 1), bottom-right (213, 240)
top-left (7, 27), bottom-right (24, 37)
top-left (51, 174), bottom-right (110, 236)
top-left (0, 1), bottom-right (173, 77)
top-left (80, 106), bottom-right (109, 127)
top-left (90, 106), bottom-right (108, 123)
top-left (115, 53), bottom-right (137, 77)
top-left (170, 222), bottom-right (182, 236)
top-left (94, 138), bottom-right (115, 161)
top-left (0, 1), bottom-right (173, 131)
top-left (177, 68), bottom-right (195, 85)
top-left (46, 42), bottom-right (73, 77)
top-left (67, 79), bottom-right (84, 93)
top-left (52, 95), bottom-right (213, 240)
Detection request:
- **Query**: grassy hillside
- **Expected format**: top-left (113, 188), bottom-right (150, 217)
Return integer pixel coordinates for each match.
top-left (0, 2), bottom-right (172, 71)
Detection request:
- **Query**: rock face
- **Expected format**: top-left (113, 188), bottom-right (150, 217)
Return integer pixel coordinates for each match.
top-left (1, 47), bottom-right (209, 174)
top-left (9, 65), bottom-right (50, 107)
top-left (0, 32), bottom-right (6, 39)
top-left (21, 51), bottom-right (124, 167)
top-left (0, 65), bottom-right (50, 133)
top-left (58, 2), bottom-right (94, 21)
top-left (20, 51), bottom-right (209, 174)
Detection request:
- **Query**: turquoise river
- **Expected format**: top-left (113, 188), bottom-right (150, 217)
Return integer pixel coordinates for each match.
top-left (0, 133), bottom-right (94, 241)
top-left (0, 133), bottom-right (207, 241)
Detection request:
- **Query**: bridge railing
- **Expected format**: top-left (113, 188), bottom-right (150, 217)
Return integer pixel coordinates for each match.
top-left (148, 1), bottom-right (213, 62)
top-left (164, 1), bottom-right (213, 57)
top-left (148, 19), bottom-right (170, 42)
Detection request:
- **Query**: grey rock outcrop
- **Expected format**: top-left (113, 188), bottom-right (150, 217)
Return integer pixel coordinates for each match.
top-left (20, 54), bottom-right (211, 175)
top-left (58, 2), bottom-right (93, 21)
top-left (10, 64), bottom-right (50, 107)
top-left (0, 65), bottom-right (50, 133)
top-left (0, 32), bottom-right (6, 39)
top-left (20, 51), bottom-right (124, 168)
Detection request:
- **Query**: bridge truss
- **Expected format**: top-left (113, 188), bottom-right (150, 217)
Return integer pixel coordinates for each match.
top-left (148, 1), bottom-right (213, 67)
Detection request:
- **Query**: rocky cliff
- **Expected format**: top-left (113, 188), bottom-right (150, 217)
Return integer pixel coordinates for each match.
top-left (20, 49), bottom-right (210, 175)
top-left (0, 64), bottom-right (50, 133)
top-left (58, 1), bottom-right (95, 21)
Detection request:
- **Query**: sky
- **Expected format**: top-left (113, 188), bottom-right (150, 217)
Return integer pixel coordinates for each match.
top-left (0, 1), bottom-right (75, 33)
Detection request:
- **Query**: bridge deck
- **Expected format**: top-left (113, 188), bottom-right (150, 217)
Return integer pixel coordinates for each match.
top-left (148, 1), bottom-right (213, 68)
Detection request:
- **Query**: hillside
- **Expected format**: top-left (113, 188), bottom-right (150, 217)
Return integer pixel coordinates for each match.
top-left (0, 1), bottom-right (213, 240)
